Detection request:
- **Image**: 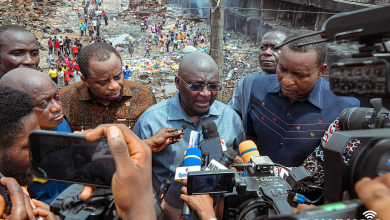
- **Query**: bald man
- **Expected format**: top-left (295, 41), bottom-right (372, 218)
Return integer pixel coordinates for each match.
top-left (0, 25), bottom-right (40, 79)
top-left (0, 68), bottom-right (71, 132)
top-left (0, 68), bottom-right (71, 205)
top-left (133, 52), bottom-right (245, 219)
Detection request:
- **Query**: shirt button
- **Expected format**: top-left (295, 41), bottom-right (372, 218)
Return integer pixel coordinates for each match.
top-left (287, 113), bottom-right (292, 117)
top-left (280, 143), bottom-right (284, 148)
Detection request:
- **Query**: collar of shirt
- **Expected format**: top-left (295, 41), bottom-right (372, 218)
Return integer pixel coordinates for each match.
top-left (267, 77), bottom-right (324, 109)
top-left (167, 92), bottom-right (221, 124)
top-left (78, 81), bottom-right (132, 102)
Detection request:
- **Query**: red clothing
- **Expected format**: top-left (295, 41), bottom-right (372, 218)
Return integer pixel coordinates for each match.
top-left (72, 45), bottom-right (79, 54)
top-left (48, 39), bottom-right (53, 47)
top-left (55, 41), bottom-right (61, 49)
top-left (64, 70), bottom-right (71, 83)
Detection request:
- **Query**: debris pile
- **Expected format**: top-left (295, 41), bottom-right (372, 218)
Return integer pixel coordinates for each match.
top-left (0, 0), bottom-right (67, 42)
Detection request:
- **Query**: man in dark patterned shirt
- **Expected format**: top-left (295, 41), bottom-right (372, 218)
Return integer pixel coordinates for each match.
top-left (59, 42), bottom-right (156, 131)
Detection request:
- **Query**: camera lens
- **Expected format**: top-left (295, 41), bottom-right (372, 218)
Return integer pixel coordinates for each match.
top-left (339, 107), bottom-right (374, 131)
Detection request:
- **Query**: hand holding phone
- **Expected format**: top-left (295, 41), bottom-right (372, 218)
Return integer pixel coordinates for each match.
top-left (77, 124), bottom-right (156, 220)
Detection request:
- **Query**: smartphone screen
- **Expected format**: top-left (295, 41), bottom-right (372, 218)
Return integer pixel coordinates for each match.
top-left (29, 130), bottom-right (115, 187)
top-left (187, 170), bottom-right (235, 195)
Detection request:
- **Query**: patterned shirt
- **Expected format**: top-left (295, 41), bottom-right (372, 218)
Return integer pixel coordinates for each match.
top-left (59, 80), bottom-right (156, 132)
top-left (244, 74), bottom-right (360, 167)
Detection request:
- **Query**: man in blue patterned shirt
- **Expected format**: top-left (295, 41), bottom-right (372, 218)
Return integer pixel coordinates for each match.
top-left (244, 30), bottom-right (360, 167)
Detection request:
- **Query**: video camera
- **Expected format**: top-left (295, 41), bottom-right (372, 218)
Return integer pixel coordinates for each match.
top-left (186, 156), bottom-right (315, 219)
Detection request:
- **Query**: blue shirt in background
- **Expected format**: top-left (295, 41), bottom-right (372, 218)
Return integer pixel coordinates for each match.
top-left (227, 71), bottom-right (265, 119)
top-left (123, 68), bottom-right (131, 79)
top-left (244, 74), bottom-right (360, 167)
top-left (133, 92), bottom-right (245, 208)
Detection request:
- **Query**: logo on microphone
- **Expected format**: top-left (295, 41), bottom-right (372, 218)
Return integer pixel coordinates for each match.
top-left (363, 210), bottom-right (377, 219)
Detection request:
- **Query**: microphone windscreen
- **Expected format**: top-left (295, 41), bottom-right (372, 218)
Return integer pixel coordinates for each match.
top-left (201, 122), bottom-right (219, 139)
top-left (184, 148), bottom-right (202, 166)
top-left (239, 140), bottom-right (260, 163)
top-left (181, 123), bottom-right (188, 130)
top-left (223, 148), bottom-right (238, 160)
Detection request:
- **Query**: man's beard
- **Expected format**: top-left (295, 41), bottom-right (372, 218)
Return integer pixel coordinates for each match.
top-left (0, 156), bottom-right (33, 186)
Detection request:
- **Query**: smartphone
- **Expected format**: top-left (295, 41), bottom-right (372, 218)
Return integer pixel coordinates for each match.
top-left (28, 130), bottom-right (115, 187)
top-left (187, 169), bottom-right (235, 195)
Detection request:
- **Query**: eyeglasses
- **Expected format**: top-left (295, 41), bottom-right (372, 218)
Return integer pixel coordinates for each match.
top-left (177, 75), bottom-right (222, 92)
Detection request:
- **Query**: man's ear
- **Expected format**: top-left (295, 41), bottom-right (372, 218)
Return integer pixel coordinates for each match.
top-left (175, 75), bottom-right (180, 90)
top-left (81, 75), bottom-right (89, 87)
top-left (317, 64), bottom-right (327, 78)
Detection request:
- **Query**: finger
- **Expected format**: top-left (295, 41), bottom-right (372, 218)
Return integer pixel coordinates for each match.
top-left (106, 126), bottom-right (135, 173)
top-left (1, 178), bottom-right (27, 216)
top-left (32, 199), bottom-right (50, 209)
top-left (32, 207), bottom-right (57, 219)
top-left (164, 128), bottom-right (176, 133)
top-left (182, 179), bottom-right (187, 185)
top-left (373, 173), bottom-right (390, 187)
top-left (23, 194), bottom-right (36, 220)
top-left (0, 195), bottom-right (5, 217)
top-left (80, 185), bottom-right (95, 200)
top-left (86, 124), bottom-right (151, 170)
top-left (164, 130), bottom-right (182, 138)
top-left (179, 194), bottom-right (189, 203)
top-left (181, 186), bottom-right (188, 195)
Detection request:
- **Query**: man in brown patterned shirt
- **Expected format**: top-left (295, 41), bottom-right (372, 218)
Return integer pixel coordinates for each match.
top-left (59, 42), bottom-right (156, 132)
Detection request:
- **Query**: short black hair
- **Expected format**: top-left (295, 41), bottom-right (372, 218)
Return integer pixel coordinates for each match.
top-left (0, 86), bottom-right (35, 149)
top-left (265, 27), bottom-right (291, 38)
top-left (0, 25), bottom-right (32, 48)
top-left (285, 29), bottom-right (327, 67)
top-left (78, 42), bottom-right (122, 79)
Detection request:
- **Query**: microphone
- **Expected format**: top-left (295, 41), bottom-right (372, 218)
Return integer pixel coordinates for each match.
top-left (219, 148), bottom-right (237, 168)
top-left (206, 149), bottom-right (237, 171)
top-left (239, 140), bottom-right (260, 163)
top-left (181, 148), bottom-right (202, 218)
top-left (177, 123), bottom-right (187, 132)
top-left (199, 122), bottom-right (223, 162)
top-left (201, 152), bottom-right (209, 171)
top-left (239, 140), bottom-right (260, 176)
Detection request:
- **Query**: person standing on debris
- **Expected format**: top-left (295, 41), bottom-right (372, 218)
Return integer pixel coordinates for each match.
top-left (148, 36), bottom-right (153, 52)
top-left (92, 19), bottom-right (97, 33)
top-left (165, 34), bottom-right (171, 52)
top-left (53, 36), bottom-right (58, 56)
top-left (65, 36), bottom-right (71, 54)
top-left (72, 42), bottom-right (79, 59)
top-left (55, 37), bottom-right (61, 57)
top-left (196, 27), bottom-right (200, 38)
top-left (145, 18), bottom-right (148, 29)
top-left (183, 22), bottom-right (187, 32)
top-left (154, 33), bottom-right (159, 47)
top-left (80, 23), bottom-right (84, 36)
top-left (46, 51), bottom-right (53, 68)
top-left (57, 66), bottom-right (65, 88)
top-left (82, 22), bottom-right (87, 37)
top-left (128, 40), bottom-right (134, 57)
top-left (123, 65), bottom-right (131, 80)
top-left (103, 10), bottom-right (108, 25)
top-left (48, 37), bottom-right (53, 54)
top-left (59, 42), bottom-right (156, 131)
top-left (59, 36), bottom-right (64, 53)
top-left (145, 40), bottom-right (150, 57)
top-left (141, 21), bottom-right (145, 32)
top-left (96, 17), bottom-right (101, 36)
top-left (228, 27), bottom-right (290, 119)
top-left (173, 34), bottom-right (178, 51)
top-left (180, 30), bottom-right (184, 41)
top-left (87, 22), bottom-right (93, 37)
top-left (48, 66), bottom-right (58, 84)
top-left (133, 52), bottom-right (245, 219)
